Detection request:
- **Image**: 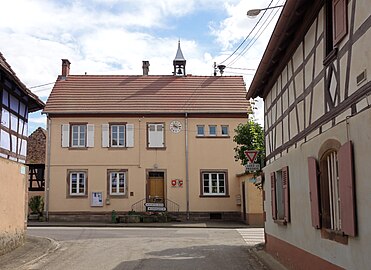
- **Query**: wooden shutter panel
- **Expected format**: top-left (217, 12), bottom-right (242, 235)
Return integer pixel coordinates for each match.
top-left (271, 172), bottom-right (277, 220)
top-left (338, 141), bottom-right (356, 236)
top-left (87, 124), bottom-right (95, 147)
top-left (126, 124), bottom-right (134, 147)
top-left (282, 166), bottom-right (290, 223)
top-left (102, 124), bottom-right (109, 147)
top-left (61, 124), bottom-right (70, 147)
top-left (308, 157), bottom-right (321, 229)
top-left (333, 0), bottom-right (347, 45)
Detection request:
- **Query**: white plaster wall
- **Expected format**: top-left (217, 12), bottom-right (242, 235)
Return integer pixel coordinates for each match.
top-left (264, 108), bottom-right (371, 269)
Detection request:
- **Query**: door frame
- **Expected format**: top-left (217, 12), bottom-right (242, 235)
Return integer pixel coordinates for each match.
top-left (146, 169), bottom-right (167, 204)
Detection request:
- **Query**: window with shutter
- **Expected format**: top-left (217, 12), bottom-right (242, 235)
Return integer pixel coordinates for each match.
top-left (338, 141), bottom-right (356, 237)
top-left (148, 123), bottom-right (165, 148)
top-left (333, 0), bottom-right (347, 45)
top-left (310, 139), bottom-right (357, 242)
top-left (271, 172), bottom-right (277, 220)
top-left (308, 157), bottom-right (321, 229)
top-left (282, 166), bottom-right (290, 223)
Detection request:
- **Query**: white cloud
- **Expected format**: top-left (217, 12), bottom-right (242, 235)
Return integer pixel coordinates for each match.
top-left (0, 0), bottom-right (285, 128)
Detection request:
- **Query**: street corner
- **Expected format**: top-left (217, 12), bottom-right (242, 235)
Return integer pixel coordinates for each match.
top-left (0, 235), bottom-right (59, 270)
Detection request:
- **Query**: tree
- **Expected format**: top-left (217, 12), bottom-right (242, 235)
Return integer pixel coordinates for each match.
top-left (233, 119), bottom-right (265, 168)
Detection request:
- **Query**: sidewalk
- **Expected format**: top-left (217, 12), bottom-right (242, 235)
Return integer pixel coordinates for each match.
top-left (0, 235), bottom-right (59, 270)
top-left (27, 220), bottom-right (260, 229)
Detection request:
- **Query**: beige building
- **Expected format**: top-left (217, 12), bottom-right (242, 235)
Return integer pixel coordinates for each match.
top-left (0, 53), bottom-right (44, 255)
top-left (247, 0), bottom-right (371, 269)
top-left (43, 45), bottom-right (263, 223)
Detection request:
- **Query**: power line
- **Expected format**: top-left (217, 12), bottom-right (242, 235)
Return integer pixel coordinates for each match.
top-left (218, 0), bottom-right (274, 66)
top-left (29, 82), bottom-right (55, 89)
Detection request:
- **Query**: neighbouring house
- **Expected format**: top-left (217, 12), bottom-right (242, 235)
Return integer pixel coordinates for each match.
top-left (0, 53), bottom-right (44, 255)
top-left (247, 0), bottom-right (371, 269)
top-left (43, 43), bottom-right (263, 223)
top-left (26, 127), bottom-right (47, 210)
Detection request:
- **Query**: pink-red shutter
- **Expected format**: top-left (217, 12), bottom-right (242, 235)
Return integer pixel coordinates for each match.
top-left (338, 141), bottom-right (356, 237)
top-left (282, 166), bottom-right (290, 223)
top-left (271, 172), bottom-right (277, 220)
top-left (333, 0), bottom-right (348, 45)
top-left (308, 157), bottom-right (321, 229)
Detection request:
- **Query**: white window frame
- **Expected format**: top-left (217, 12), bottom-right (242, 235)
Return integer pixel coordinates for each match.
top-left (69, 172), bottom-right (86, 196)
top-left (197, 125), bottom-right (205, 136)
top-left (221, 125), bottom-right (229, 136)
top-left (202, 172), bottom-right (226, 196)
top-left (110, 124), bottom-right (126, 147)
top-left (209, 125), bottom-right (217, 136)
top-left (109, 171), bottom-right (126, 195)
top-left (71, 124), bottom-right (86, 147)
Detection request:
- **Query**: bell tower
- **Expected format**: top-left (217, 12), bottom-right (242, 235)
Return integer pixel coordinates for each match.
top-left (173, 41), bottom-right (186, 76)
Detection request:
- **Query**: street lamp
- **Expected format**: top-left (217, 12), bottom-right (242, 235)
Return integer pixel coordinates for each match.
top-left (246, 5), bottom-right (284, 18)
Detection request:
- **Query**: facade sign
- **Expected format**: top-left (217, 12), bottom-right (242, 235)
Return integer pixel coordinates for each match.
top-left (91, 192), bottom-right (103, 207)
top-left (146, 206), bottom-right (167, 212)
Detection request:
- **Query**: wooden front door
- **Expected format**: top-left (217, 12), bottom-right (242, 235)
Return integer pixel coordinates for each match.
top-left (147, 171), bottom-right (165, 203)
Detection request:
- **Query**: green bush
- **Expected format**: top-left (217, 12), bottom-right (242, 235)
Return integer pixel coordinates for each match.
top-left (29, 196), bottom-right (44, 215)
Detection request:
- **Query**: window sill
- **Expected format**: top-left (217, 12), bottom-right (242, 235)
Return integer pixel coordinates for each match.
top-left (108, 194), bottom-right (128, 198)
top-left (107, 147), bottom-right (128, 150)
top-left (147, 147), bottom-right (167, 150)
top-left (196, 136), bottom-right (230, 139)
top-left (67, 195), bottom-right (88, 198)
top-left (321, 228), bottom-right (348, 245)
top-left (68, 147), bottom-right (88, 150)
top-left (323, 48), bottom-right (338, 67)
top-left (199, 195), bottom-right (230, 198)
top-left (274, 219), bottom-right (288, 226)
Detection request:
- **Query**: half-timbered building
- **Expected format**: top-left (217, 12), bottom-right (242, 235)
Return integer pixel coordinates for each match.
top-left (247, 0), bottom-right (371, 269)
top-left (0, 53), bottom-right (44, 254)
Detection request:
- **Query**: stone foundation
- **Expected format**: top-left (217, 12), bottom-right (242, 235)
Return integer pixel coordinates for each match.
top-left (0, 230), bottom-right (25, 256)
top-left (48, 211), bottom-right (242, 223)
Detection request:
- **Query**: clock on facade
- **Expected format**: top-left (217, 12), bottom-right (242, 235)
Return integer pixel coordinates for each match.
top-left (170, 120), bottom-right (182, 133)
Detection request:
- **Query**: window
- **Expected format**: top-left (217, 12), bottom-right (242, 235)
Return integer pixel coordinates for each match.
top-left (325, 0), bottom-right (348, 58)
top-left (201, 170), bottom-right (228, 196)
top-left (148, 123), bottom-right (165, 148)
top-left (308, 140), bottom-right (356, 239)
top-left (1, 88), bottom-right (29, 162)
top-left (102, 123), bottom-right (134, 148)
top-left (271, 166), bottom-right (290, 224)
top-left (71, 124), bottom-right (86, 147)
top-left (61, 123), bottom-right (94, 148)
top-left (197, 125), bottom-right (205, 136)
top-left (209, 125), bottom-right (217, 136)
top-left (111, 124), bottom-right (125, 147)
top-left (109, 171), bottom-right (126, 196)
top-left (221, 125), bottom-right (229, 136)
top-left (69, 171), bottom-right (87, 196)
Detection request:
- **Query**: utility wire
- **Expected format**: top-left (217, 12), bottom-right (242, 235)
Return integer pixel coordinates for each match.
top-left (218, 0), bottom-right (274, 65)
top-left (227, 2), bottom-right (282, 67)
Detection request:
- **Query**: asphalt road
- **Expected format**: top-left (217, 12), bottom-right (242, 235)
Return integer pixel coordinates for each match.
top-left (8, 227), bottom-right (269, 270)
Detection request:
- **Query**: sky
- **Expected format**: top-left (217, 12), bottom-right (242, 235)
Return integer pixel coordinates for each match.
top-left (0, 0), bottom-right (285, 134)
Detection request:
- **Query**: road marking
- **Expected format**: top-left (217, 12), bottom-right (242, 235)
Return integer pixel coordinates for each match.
top-left (236, 228), bottom-right (264, 246)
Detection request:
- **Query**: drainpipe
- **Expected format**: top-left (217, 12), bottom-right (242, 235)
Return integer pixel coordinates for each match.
top-left (185, 113), bottom-right (190, 220)
top-left (45, 115), bottom-right (51, 221)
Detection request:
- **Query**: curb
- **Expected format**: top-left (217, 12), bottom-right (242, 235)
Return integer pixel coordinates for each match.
top-left (251, 244), bottom-right (288, 270)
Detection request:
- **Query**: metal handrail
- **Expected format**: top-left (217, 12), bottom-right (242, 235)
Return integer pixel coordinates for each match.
top-left (131, 198), bottom-right (180, 213)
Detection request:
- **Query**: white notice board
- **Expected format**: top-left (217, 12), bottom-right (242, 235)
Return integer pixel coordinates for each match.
top-left (91, 192), bottom-right (103, 207)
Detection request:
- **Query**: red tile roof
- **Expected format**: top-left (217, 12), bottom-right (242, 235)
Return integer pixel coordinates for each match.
top-left (0, 52), bottom-right (45, 112)
top-left (44, 75), bottom-right (249, 114)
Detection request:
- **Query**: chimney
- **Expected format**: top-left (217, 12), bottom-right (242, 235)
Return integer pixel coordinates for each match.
top-left (142, 61), bottom-right (150, 76)
top-left (61, 59), bottom-right (71, 78)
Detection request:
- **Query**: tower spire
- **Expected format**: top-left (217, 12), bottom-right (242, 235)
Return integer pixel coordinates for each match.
top-left (173, 41), bottom-right (186, 76)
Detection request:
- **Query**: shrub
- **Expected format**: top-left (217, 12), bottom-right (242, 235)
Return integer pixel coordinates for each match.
top-left (29, 196), bottom-right (44, 215)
